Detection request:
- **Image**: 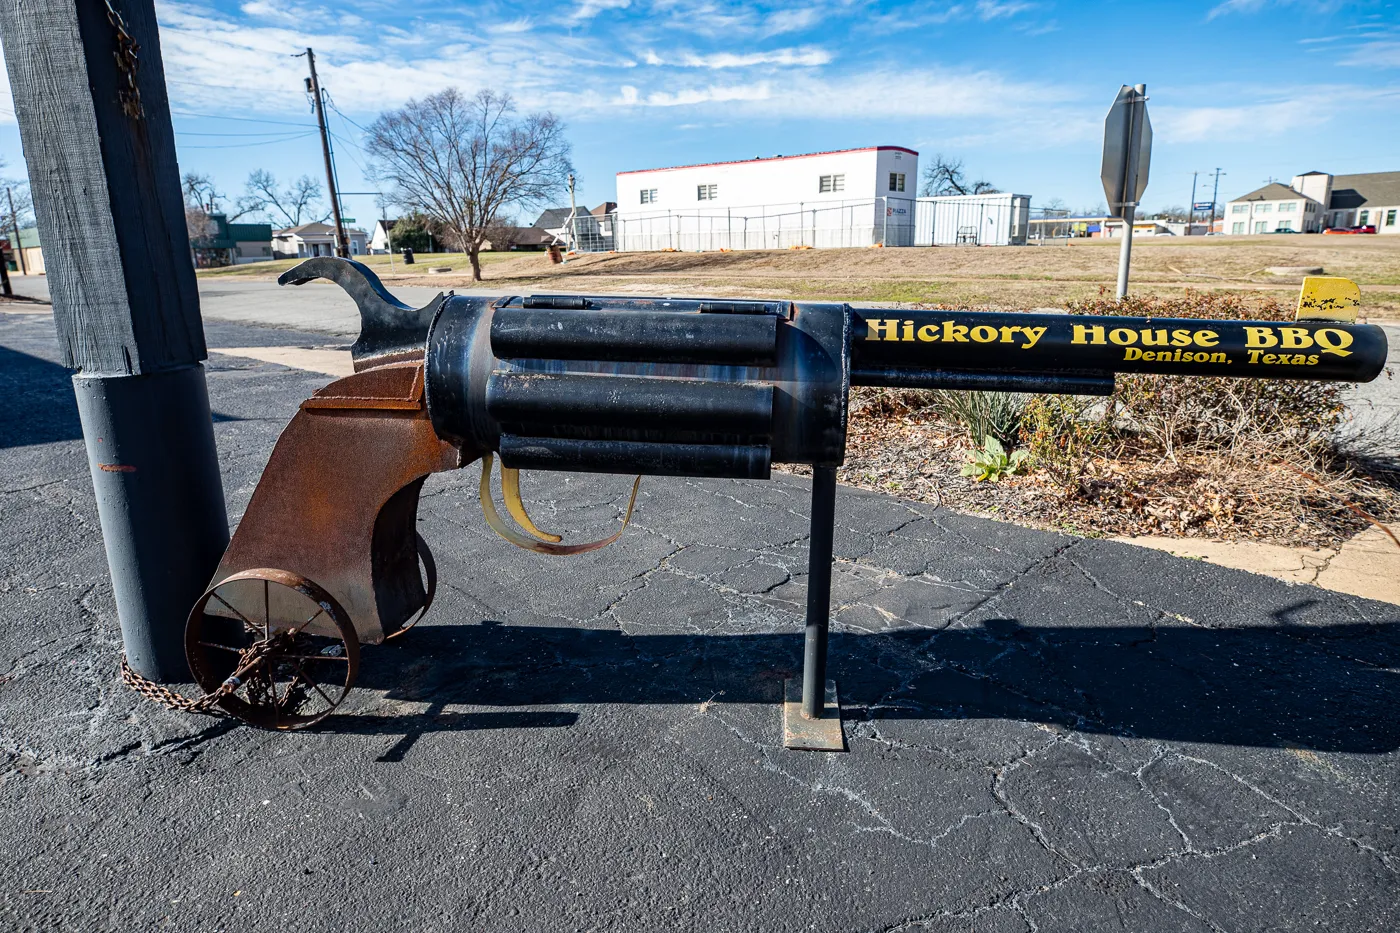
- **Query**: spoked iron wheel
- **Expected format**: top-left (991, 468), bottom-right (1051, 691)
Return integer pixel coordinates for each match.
top-left (185, 568), bottom-right (360, 730)
top-left (385, 532), bottom-right (437, 641)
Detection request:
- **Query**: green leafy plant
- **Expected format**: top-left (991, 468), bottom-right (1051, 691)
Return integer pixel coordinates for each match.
top-left (926, 389), bottom-right (1024, 448)
top-left (961, 435), bottom-right (1029, 483)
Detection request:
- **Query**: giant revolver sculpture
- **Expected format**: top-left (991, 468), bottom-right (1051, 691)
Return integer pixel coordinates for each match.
top-left (183, 258), bottom-right (1387, 746)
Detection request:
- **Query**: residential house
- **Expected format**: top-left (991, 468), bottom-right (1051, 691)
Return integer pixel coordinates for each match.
top-left (532, 203), bottom-right (617, 251)
top-left (191, 214), bottom-right (273, 267)
top-left (1221, 170), bottom-right (1400, 234)
top-left (272, 222), bottom-right (369, 259)
top-left (2, 227), bottom-right (43, 274)
top-left (1222, 182), bottom-right (1323, 235)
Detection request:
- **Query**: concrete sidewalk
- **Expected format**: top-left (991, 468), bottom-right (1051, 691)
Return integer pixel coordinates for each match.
top-left (3, 311), bottom-right (1398, 932)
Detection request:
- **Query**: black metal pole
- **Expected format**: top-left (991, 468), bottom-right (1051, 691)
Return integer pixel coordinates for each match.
top-left (801, 465), bottom-right (837, 720)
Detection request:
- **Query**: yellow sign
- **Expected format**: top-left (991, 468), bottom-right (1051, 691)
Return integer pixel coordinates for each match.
top-left (1296, 276), bottom-right (1360, 323)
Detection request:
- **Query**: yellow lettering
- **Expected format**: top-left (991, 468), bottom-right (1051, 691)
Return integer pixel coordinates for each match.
top-left (1210, 352), bottom-right (1227, 364)
top-left (1307, 354), bottom-right (1319, 365)
top-left (1263, 353), bottom-right (1278, 364)
top-left (902, 320), bottom-right (914, 342)
top-left (1248, 350), bottom-right (1262, 363)
top-left (971, 325), bottom-right (999, 343)
top-left (943, 322), bottom-right (969, 343)
top-left (1313, 328), bottom-right (1354, 357)
top-left (1193, 330), bottom-right (1220, 348)
top-left (1140, 329), bottom-right (1169, 347)
top-left (999, 326), bottom-right (1019, 343)
top-left (1244, 326), bottom-right (1278, 349)
top-left (1124, 347), bottom-right (1143, 361)
top-left (1021, 326), bottom-right (1047, 349)
top-left (1280, 327), bottom-right (1313, 350)
top-left (1072, 324), bottom-right (1105, 345)
top-left (1110, 328), bottom-right (1138, 346)
top-left (1171, 329), bottom-right (1193, 347)
top-left (916, 324), bottom-right (939, 342)
top-left (867, 318), bottom-right (900, 341)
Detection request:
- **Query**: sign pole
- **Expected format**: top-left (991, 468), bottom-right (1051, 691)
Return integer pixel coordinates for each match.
top-left (1101, 83), bottom-right (1150, 299)
top-left (1116, 202), bottom-right (1135, 299)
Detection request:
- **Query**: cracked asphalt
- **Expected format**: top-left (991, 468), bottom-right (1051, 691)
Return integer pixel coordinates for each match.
top-left (2, 310), bottom-right (1398, 932)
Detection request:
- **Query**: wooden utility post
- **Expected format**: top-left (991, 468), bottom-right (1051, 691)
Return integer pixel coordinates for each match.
top-left (305, 48), bottom-right (349, 258)
top-left (7, 188), bottom-right (27, 275)
top-left (0, 0), bottom-right (229, 681)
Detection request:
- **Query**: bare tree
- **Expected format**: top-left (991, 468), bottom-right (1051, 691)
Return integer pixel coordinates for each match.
top-left (367, 88), bottom-right (573, 281)
top-left (920, 154), bottom-right (999, 197)
top-left (240, 170), bottom-right (326, 228)
top-left (181, 172), bottom-right (218, 241)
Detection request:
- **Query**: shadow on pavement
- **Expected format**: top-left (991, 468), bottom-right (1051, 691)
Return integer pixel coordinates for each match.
top-left (0, 345), bottom-right (82, 449)
top-left (336, 614), bottom-right (1400, 755)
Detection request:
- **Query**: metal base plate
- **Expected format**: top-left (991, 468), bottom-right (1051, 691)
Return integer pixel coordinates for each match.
top-left (782, 678), bottom-right (846, 752)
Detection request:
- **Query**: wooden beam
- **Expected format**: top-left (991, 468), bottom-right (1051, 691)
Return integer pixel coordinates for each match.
top-left (0, 0), bottom-right (203, 374)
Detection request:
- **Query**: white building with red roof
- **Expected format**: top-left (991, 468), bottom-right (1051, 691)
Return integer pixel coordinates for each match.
top-left (613, 146), bottom-right (919, 250)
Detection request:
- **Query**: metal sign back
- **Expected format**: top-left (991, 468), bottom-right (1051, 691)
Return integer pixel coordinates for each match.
top-left (1101, 84), bottom-right (1152, 215)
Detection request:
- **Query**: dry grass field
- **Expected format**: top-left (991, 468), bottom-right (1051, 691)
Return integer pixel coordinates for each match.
top-left (204, 233), bottom-right (1400, 318)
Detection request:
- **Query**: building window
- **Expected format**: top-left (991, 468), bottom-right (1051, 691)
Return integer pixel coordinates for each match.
top-left (1254, 221), bottom-right (1267, 234)
top-left (1232, 204), bottom-right (1248, 214)
top-left (1359, 210), bottom-right (1369, 225)
top-left (1387, 210), bottom-right (1397, 226)
top-left (888, 173), bottom-right (905, 193)
top-left (640, 189), bottom-right (658, 204)
top-left (1258, 203), bottom-right (1272, 212)
top-left (1277, 220), bottom-right (1292, 231)
top-left (696, 184), bottom-right (717, 201)
top-left (1279, 202), bottom-right (1296, 212)
top-left (1232, 222), bottom-right (1245, 234)
top-left (818, 174), bottom-right (845, 193)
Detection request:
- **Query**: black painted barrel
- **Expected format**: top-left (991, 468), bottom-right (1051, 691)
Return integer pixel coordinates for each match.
top-left (852, 310), bottom-right (1388, 384)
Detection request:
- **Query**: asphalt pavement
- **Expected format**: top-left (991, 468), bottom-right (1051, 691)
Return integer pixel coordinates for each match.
top-left (2, 301), bottom-right (1398, 931)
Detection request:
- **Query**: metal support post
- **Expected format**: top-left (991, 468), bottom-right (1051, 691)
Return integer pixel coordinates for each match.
top-left (784, 464), bottom-right (845, 751)
top-left (1116, 202), bottom-right (1136, 299)
top-left (74, 367), bottom-right (230, 677)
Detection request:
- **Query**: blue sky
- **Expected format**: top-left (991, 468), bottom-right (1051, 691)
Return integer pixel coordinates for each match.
top-left (1, 0), bottom-right (1397, 226)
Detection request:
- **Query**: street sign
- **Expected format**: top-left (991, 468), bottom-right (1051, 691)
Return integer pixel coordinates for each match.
top-left (1101, 84), bottom-right (1151, 299)
top-left (1193, 202), bottom-right (1214, 212)
top-left (1101, 85), bottom-right (1152, 215)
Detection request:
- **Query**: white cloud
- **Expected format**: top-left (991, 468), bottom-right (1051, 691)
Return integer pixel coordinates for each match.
top-left (619, 83), bottom-right (772, 106)
top-left (1154, 85), bottom-right (1400, 142)
top-left (1341, 40), bottom-right (1400, 67)
top-left (975, 0), bottom-right (1035, 20)
top-left (645, 46), bottom-right (833, 68)
top-left (565, 0), bottom-right (631, 24)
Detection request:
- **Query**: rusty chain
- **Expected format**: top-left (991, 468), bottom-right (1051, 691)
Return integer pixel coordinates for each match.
top-left (103, 0), bottom-right (145, 120)
top-left (119, 637), bottom-right (279, 715)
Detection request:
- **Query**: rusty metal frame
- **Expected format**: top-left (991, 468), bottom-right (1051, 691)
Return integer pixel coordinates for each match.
top-left (212, 362), bottom-right (465, 646)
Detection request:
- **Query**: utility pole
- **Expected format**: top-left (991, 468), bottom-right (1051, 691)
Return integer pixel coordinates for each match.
top-left (1187, 171), bottom-right (1199, 232)
top-left (7, 187), bottom-right (27, 274)
top-left (304, 48), bottom-right (348, 258)
top-left (1209, 168), bottom-right (1225, 233)
top-left (0, 0), bottom-right (229, 681)
top-left (567, 173), bottom-right (579, 254)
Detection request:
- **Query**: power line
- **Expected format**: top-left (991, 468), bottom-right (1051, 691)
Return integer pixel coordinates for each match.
top-left (175, 129), bottom-right (316, 138)
top-left (180, 132), bottom-right (317, 149)
top-left (171, 109), bottom-right (317, 127)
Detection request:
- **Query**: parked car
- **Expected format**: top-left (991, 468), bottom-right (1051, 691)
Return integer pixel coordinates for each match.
top-left (1272, 228), bottom-right (1301, 234)
top-left (1324, 225), bottom-right (1377, 234)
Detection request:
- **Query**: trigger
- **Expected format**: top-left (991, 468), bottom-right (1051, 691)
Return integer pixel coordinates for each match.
top-left (501, 466), bottom-right (563, 543)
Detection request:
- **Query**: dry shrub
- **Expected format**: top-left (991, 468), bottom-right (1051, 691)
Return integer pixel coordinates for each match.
top-left (1019, 288), bottom-right (1396, 543)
